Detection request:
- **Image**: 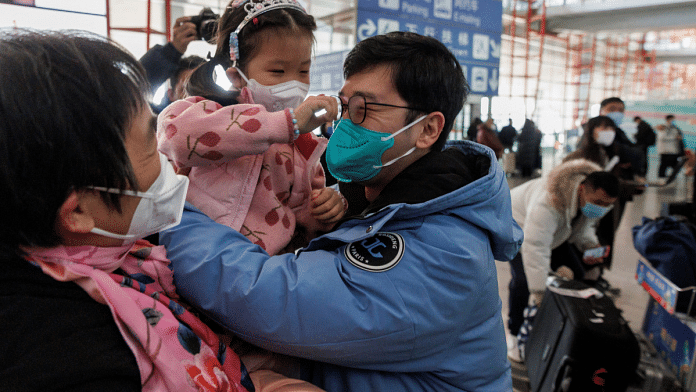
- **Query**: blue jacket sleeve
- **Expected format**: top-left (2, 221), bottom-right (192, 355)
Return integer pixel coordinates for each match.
top-left (138, 42), bottom-right (182, 95)
top-left (160, 204), bottom-right (416, 369)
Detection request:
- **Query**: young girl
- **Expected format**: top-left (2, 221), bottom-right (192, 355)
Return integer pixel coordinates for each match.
top-left (157, 0), bottom-right (343, 256)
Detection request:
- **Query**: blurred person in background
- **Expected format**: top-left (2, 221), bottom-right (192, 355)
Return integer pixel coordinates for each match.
top-left (516, 119), bottom-right (542, 177)
top-left (477, 118), bottom-right (504, 159)
top-left (656, 114), bottom-right (685, 178)
top-left (633, 116), bottom-right (656, 177)
top-left (499, 118), bottom-right (517, 152)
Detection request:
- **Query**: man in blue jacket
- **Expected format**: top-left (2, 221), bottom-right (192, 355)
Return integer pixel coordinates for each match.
top-left (161, 31), bottom-right (523, 391)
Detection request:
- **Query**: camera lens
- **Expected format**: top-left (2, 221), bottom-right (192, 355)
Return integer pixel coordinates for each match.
top-left (199, 19), bottom-right (218, 43)
top-left (190, 8), bottom-right (219, 43)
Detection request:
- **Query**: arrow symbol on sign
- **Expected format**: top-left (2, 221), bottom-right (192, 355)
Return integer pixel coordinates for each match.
top-left (358, 19), bottom-right (376, 41)
top-left (490, 40), bottom-right (500, 58)
top-left (489, 69), bottom-right (499, 92)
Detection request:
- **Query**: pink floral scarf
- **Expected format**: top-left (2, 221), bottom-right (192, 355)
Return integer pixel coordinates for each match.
top-left (23, 240), bottom-right (253, 392)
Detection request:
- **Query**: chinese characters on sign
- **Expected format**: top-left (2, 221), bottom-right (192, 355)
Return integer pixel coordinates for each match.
top-left (356, 0), bottom-right (501, 95)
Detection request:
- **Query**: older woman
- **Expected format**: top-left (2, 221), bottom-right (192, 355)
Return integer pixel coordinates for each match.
top-left (0, 30), bottom-right (322, 392)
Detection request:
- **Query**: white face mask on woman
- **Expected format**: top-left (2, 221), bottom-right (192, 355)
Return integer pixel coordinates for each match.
top-left (238, 68), bottom-right (309, 112)
top-left (89, 153), bottom-right (189, 244)
top-left (595, 130), bottom-right (616, 147)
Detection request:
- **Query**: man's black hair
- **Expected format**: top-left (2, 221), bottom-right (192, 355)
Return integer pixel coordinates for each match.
top-left (633, 116), bottom-right (641, 122)
top-left (0, 29), bottom-right (149, 254)
top-left (582, 171), bottom-right (620, 198)
top-left (666, 114), bottom-right (675, 121)
top-left (600, 97), bottom-right (624, 109)
top-left (343, 31), bottom-right (469, 151)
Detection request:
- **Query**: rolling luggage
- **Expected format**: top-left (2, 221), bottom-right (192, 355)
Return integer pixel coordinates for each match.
top-left (626, 334), bottom-right (682, 392)
top-left (525, 278), bottom-right (640, 392)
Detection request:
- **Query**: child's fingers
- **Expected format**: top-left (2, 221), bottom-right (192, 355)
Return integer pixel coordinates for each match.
top-left (296, 97), bottom-right (339, 133)
top-left (311, 188), bottom-right (330, 206)
top-left (312, 202), bottom-right (333, 217)
top-left (311, 189), bottom-right (340, 215)
top-left (313, 201), bottom-right (344, 223)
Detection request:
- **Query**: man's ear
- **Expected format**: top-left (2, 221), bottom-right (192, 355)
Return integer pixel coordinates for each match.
top-left (225, 67), bottom-right (245, 90)
top-left (416, 112), bottom-right (445, 149)
top-left (166, 87), bottom-right (176, 103)
top-left (577, 183), bottom-right (586, 206)
top-left (56, 191), bottom-right (96, 235)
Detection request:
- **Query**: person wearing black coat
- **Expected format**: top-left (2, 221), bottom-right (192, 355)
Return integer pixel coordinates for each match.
top-left (633, 116), bottom-right (656, 176)
top-left (499, 118), bottom-right (517, 151)
top-left (516, 119), bottom-right (542, 177)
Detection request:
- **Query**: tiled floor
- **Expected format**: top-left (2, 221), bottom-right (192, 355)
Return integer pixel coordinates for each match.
top-left (498, 159), bottom-right (694, 391)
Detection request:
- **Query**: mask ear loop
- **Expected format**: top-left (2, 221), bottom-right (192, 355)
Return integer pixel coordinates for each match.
top-left (375, 147), bottom-right (417, 169)
top-left (374, 115), bottom-right (427, 169)
top-left (380, 115), bottom-right (427, 141)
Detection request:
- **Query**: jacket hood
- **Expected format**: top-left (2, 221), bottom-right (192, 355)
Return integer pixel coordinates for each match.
top-left (439, 141), bottom-right (523, 261)
top-left (546, 159), bottom-right (603, 219)
top-left (337, 141), bottom-right (522, 261)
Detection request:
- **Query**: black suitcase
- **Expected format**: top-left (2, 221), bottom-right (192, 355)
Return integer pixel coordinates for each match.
top-left (525, 278), bottom-right (640, 392)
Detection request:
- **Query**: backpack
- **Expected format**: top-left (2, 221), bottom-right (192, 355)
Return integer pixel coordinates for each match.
top-left (632, 216), bottom-right (696, 288)
top-left (644, 127), bottom-right (656, 146)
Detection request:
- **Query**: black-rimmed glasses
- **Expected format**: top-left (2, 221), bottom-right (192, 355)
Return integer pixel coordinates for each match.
top-left (336, 95), bottom-right (427, 125)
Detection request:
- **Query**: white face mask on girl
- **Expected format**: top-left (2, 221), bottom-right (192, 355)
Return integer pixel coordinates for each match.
top-left (595, 130), bottom-right (616, 147)
top-left (237, 68), bottom-right (309, 112)
top-left (88, 153), bottom-right (189, 244)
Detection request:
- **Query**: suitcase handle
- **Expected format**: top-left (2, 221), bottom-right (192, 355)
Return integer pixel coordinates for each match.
top-left (553, 357), bottom-right (574, 392)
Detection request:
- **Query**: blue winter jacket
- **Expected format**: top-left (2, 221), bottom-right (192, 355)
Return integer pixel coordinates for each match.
top-left (161, 141), bottom-right (523, 391)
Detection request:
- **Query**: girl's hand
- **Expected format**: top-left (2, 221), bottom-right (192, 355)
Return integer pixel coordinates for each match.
top-left (311, 188), bottom-right (346, 225)
top-left (294, 95), bottom-right (339, 134)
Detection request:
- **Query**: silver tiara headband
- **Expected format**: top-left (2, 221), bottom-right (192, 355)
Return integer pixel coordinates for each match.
top-left (229, 0), bottom-right (307, 66)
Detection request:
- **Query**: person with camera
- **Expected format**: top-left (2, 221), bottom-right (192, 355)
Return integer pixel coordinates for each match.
top-left (139, 9), bottom-right (217, 113)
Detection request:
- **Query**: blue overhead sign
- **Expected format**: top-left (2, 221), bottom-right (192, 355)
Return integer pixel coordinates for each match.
top-left (358, 0), bottom-right (502, 33)
top-left (309, 50), bottom-right (350, 95)
top-left (356, 0), bottom-right (501, 96)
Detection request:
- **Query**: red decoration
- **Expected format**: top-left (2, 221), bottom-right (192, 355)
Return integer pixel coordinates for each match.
top-left (240, 107), bottom-right (261, 116)
top-left (241, 119), bottom-right (261, 133)
top-left (165, 124), bottom-right (178, 139)
top-left (198, 132), bottom-right (221, 147)
top-left (201, 151), bottom-right (224, 161)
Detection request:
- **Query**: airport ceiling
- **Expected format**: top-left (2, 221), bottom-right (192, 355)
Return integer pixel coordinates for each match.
top-left (164, 0), bottom-right (696, 62)
top-left (170, 0), bottom-right (357, 33)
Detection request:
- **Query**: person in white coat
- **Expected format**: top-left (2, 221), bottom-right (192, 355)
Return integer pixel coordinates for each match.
top-left (657, 114), bottom-right (685, 178)
top-left (506, 159), bottom-right (619, 362)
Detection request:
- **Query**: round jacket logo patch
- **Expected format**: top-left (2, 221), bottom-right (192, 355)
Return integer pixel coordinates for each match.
top-left (344, 232), bottom-right (405, 272)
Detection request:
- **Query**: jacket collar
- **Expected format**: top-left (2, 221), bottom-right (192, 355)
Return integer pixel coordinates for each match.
top-left (338, 146), bottom-right (490, 220)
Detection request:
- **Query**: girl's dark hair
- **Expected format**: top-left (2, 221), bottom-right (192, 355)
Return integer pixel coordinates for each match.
top-left (0, 29), bottom-right (148, 254)
top-left (580, 115), bottom-right (617, 149)
top-left (565, 115), bottom-right (618, 166)
top-left (186, 0), bottom-right (317, 105)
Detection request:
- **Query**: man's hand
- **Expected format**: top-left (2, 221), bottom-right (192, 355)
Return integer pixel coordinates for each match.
top-left (583, 256), bottom-right (605, 265)
top-left (311, 188), bottom-right (346, 226)
top-left (171, 16), bottom-right (197, 54)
